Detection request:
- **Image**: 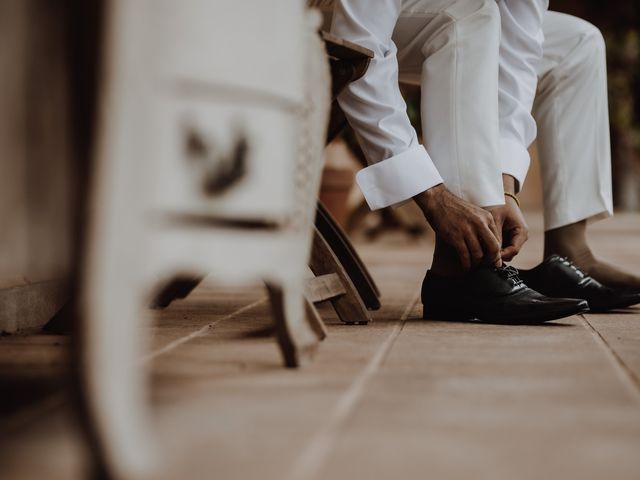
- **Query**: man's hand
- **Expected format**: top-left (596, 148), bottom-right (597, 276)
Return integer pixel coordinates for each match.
top-left (488, 175), bottom-right (529, 262)
top-left (414, 184), bottom-right (502, 271)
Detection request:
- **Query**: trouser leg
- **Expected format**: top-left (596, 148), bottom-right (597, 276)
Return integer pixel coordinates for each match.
top-left (534, 11), bottom-right (613, 231)
top-left (394, 0), bottom-right (503, 207)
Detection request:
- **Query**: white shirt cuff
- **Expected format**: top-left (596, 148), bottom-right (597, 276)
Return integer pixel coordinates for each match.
top-left (500, 137), bottom-right (531, 192)
top-left (355, 145), bottom-right (443, 210)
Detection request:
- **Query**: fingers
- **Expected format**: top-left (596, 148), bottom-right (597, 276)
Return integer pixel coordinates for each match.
top-left (432, 197), bottom-right (507, 271)
top-left (512, 228), bottom-right (529, 250)
top-left (487, 213), bottom-right (502, 246)
top-left (476, 221), bottom-right (501, 266)
top-left (453, 240), bottom-right (472, 271)
top-left (501, 228), bottom-right (528, 261)
top-left (488, 214), bottom-right (504, 267)
top-left (500, 246), bottom-right (518, 262)
top-left (500, 232), bottom-right (518, 261)
top-left (465, 235), bottom-right (484, 267)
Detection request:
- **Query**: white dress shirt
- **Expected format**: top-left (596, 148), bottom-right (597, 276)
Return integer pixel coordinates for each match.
top-left (328, 0), bottom-right (549, 210)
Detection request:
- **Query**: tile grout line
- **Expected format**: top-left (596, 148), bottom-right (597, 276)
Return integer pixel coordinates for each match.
top-left (142, 298), bottom-right (267, 363)
top-left (286, 288), bottom-right (421, 480)
top-left (579, 313), bottom-right (640, 405)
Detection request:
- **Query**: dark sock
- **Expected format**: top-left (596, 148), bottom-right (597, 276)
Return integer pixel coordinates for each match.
top-left (544, 220), bottom-right (640, 290)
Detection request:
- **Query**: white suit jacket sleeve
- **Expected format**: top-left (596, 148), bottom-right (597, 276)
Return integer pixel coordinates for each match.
top-left (497, 0), bottom-right (549, 190)
top-left (330, 0), bottom-right (443, 210)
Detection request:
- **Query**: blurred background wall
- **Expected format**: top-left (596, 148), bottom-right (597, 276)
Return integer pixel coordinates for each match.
top-left (0, 2), bottom-right (75, 332)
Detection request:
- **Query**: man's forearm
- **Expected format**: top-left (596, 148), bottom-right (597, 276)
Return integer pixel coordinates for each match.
top-left (416, 175), bottom-right (517, 213)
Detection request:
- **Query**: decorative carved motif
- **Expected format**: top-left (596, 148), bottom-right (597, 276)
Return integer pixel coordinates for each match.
top-left (184, 125), bottom-right (248, 197)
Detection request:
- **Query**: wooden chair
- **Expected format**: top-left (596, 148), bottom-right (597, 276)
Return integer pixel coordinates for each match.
top-left (78, 2), bottom-right (329, 478)
top-left (303, 32), bottom-right (379, 325)
top-left (152, 31), bottom-right (381, 326)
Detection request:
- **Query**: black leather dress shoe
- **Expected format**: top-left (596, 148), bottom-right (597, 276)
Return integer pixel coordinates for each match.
top-left (422, 265), bottom-right (589, 324)
top-left (518, 255), bottom-right (640, 313)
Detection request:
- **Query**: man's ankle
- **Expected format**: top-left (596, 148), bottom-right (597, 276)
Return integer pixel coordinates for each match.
top-left (431, 239), bottom-right (466, 278)
top-left (543, 220), bottom-right (595, 269)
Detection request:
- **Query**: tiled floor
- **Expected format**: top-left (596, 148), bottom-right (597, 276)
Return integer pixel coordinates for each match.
top-left (1, 213), bottom-right (639, 480)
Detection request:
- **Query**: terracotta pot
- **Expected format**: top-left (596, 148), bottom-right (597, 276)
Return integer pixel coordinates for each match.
top-left (319, 167), bottom-right (355, 228)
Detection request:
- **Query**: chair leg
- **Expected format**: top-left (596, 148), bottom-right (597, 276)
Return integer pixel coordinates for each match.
top-left (78, 153), bottom-right (157, 479)
top-left (266, 282), bottom-right (322, 368)
top-left (149, 275), bottom-right (204, 309)
top-left (305, 296), bottom-right (328, 340)
top-left (79, 249), bottom-right (156, 480)
top-left (316, 203), bottom-right (381, 309)
top-left (309, 227), bottom-right (372, 325)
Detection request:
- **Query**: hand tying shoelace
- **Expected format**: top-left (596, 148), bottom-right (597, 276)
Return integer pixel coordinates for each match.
top-left (497, 265), bottom-right (525, 288)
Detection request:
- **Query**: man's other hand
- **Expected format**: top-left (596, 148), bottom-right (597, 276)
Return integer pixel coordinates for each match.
top-left (414, 184), bottom-right (502, 271)
top-left (489, 175), bottom-right (529, 262)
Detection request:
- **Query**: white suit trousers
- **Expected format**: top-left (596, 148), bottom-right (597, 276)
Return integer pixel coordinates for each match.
top-left (393, 8), bottom-right (613, 230)
top-left (533, 12), bottom-right (613, 230)
top-left (392, 0), bottom-right (505, 208)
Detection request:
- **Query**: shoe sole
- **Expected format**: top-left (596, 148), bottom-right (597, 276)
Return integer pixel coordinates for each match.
top-left (423, 301), bottom-right (590, 325)
top-left (588, 295), bottom-right (640, 313)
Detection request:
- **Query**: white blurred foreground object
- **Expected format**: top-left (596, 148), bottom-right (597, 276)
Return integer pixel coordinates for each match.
top-left (78, 1), bottom-right (329, 478)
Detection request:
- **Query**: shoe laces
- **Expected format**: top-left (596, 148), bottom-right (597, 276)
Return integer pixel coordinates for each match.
top-left (497, 265), bottom-right (524, 287)
top-left (557, 256), bottom-right (588, 280)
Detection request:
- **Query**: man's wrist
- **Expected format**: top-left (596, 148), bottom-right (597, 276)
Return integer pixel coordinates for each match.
top-left (502, 174), bottom-right (517, 195)
top-left (413, 183), bottom-right (445, 212)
